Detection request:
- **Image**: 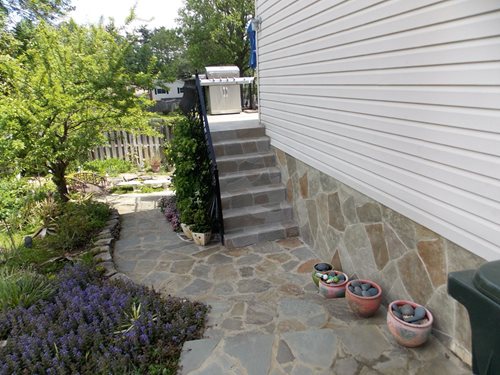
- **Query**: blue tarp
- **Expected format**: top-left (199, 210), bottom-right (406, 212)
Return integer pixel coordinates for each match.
top-left (247, 21), bottom-right (257, 70)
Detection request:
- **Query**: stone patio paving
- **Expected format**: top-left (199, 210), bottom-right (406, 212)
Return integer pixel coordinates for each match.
top-left (108, 192), bottom-right (471, 374)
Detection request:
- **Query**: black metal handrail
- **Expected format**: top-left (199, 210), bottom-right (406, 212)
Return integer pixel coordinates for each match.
top-left (178, 74), bottom-right (225, 244)
top-left (194, 74), bottom-right (225, 245)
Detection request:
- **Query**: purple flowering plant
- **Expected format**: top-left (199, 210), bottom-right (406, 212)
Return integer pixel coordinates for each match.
top-left (0, 264), bottom-right (207, 374)
top-left (158, 196), bottom-right (180, 232)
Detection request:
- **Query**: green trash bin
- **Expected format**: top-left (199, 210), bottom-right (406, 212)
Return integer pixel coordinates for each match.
top-left (448, 260), bottom-right (500, 375)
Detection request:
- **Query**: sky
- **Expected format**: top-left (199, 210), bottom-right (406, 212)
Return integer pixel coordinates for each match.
top-left (68, 0), bottom-right (185, 29)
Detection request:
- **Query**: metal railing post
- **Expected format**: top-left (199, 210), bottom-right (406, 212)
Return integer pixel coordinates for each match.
top-left (194, 74), bottom-right (225, 245)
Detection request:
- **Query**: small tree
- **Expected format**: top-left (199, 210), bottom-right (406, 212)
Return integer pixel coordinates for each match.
top-left (0, 21), bottom-right (156, 200)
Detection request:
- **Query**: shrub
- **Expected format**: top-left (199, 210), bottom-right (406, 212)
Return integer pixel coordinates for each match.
top-left (4, 200), bottom-right (110, 274)
top-left (0, 177), bottom-right (55, 251)
top-left (110, 185), bottom-right (135, 194)
top-left (165, 116), bottom-right (212, 226)
top-left (83, 158), bottom-right (135, 176)
top-left (0, 264), bottom-right (208, 374)
top-left (43, 201), bottom-right (110, 252)
top-left (0, 267), bottom-right (55, 311)
top-left (0, 177), bottom-right (55, 230)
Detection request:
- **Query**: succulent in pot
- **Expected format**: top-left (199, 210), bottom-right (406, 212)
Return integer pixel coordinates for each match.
top-left (346, 279), bottom-right (382, 318)
top-left (387, 300), bottom-right (433, 347)
top-left (318, 270), bottom-right (349, 298)
top-left (312, 262), bottom-right (333, 287)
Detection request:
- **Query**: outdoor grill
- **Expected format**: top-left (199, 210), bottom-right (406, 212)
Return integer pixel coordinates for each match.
top-left (200, 66), bottom-right (254, 115)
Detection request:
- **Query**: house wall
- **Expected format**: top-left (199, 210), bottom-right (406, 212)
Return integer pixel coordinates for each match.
top-left (274, 147), bottom-right (485, 364)
top-left (151, 80), bottom-right (185, 101)
top-left (255, 0), bottom-right (500, 262)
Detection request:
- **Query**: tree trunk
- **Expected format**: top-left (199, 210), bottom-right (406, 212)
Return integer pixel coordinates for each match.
top-left (51, 161), bottom-right (69, 202)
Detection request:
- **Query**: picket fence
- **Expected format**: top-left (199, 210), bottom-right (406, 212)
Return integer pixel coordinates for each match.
top-left (89, 126), bottom-right (173, 166)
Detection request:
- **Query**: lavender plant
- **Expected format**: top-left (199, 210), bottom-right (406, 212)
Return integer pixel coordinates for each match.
top-left (0, 264), bottom-right (207, 374)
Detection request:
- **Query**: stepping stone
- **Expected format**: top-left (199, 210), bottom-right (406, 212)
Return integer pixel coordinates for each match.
top-left (223, 333), bottom-right (274, 375)
top-left (179, 338), bottom-right (221, 374)
top-left (281, 329), bottom-right (338, 369)
top-left (237, 279), bottom-right (271, 293)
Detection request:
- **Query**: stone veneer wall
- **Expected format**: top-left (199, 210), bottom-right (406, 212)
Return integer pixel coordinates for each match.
top-left (273, 146), bottom-right (486, 365)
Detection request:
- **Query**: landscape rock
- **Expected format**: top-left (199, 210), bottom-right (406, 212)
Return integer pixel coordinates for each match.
top-left (109, 273), bottom-right (131, 282)
top-left (101, 261), bottom-right (117, 277)
top-left (23, 236), bottom-right (33, 248)
top-left (93, 251), bottom-right (112, 262)
top-left (94, 238), bottom-right (114, 247)
top-left (400, 304), bottom-right (415, 316)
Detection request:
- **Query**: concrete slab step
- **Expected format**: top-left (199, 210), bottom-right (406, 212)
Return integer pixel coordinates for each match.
top-left (210, 126), bottom-right (265, 143)
top-left (221, 183), bottom-right (286, 210)
top-left (223, 202), bottom-right (293, 231)
top-left (217, 152), bottom-right (275, 174)
top-left (213, 136), bottom-right (270, 157)
top-left (224, 221), bottom-right (299, 248)
top-left (219, 167), bottom-right (282, 191)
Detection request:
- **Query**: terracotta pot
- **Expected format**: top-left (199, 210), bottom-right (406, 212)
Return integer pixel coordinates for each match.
top-left (180, 223), bottom-right (193, 240)
top-left (345, 279), bottom-right (382, 318)
top-left (318, 271), bottom-right (349, 298)
top-left (387, 300), bottom-right (433, 347)
top-left (311, 262), bottom-right (333, 287)
top-left (192, 231), bottom-right (211, 246)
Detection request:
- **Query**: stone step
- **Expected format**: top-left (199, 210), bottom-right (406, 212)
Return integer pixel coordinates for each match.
top-left (219, 167), bottom-right (282, 191)
top-left (210, 125), bottom-right (266, 143)
top-left (213, 136), bottom-right (270, 157)
top-left (217, 152), bottom-right (276, 174)
top-left (223, 202), bottom-right (294, 232)
top-left (180, 329), bottom-right (339, 375)
top-left (221, 183), bottom-right (286, 210)
top-left (224, 221), bottom-right (299, 248)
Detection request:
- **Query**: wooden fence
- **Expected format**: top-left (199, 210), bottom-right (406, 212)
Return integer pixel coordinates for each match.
top-left (89, 126), bottom-right (173, 166)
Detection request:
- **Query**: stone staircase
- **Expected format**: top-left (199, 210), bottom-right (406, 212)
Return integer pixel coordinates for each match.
top-left (211, 123), bottom-right (298, 248)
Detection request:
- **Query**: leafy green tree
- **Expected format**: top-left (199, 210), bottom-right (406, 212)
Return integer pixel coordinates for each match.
top-left (0, 0), bottom-right (72, 24)
top-left (0, 21), bottom-right (155, 200)
top-left (125, 26), bottom-right (188, 82)
top-left (178, 0), bottom-right (254, 76)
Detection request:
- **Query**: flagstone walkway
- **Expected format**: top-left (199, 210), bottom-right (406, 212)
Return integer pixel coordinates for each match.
top-left (108, 193), bottom-right (471, 375)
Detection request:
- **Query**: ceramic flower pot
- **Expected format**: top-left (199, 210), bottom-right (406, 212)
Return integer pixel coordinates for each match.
top-left (318, 271), bottom-right (349, 298)
top-left (192, 231), bottom-right (211, 246)
top-left (387, 300), bottom-right (433, 347)
top-left (180, 223), bottom-right (193, 240)
top-left (311, 262), bottom-right (333, 287)
top-left (345, 279), bottom-right (382, 318)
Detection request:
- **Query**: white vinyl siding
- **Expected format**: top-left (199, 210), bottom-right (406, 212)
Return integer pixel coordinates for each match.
top-left (256, 0), bottom-right (500, 261)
